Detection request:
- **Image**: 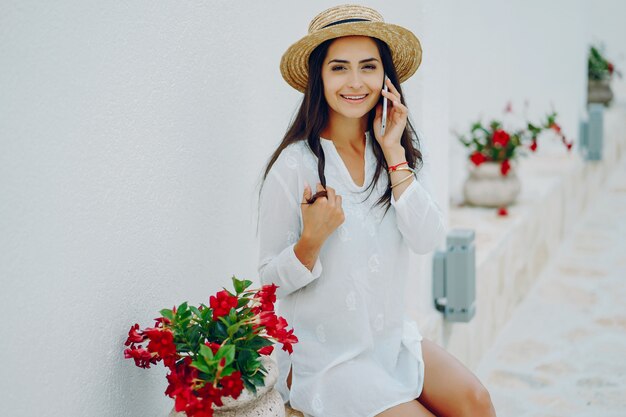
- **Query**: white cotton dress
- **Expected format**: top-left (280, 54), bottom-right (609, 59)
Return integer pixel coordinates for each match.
top-left (257, 132), bottom-right (445, 417)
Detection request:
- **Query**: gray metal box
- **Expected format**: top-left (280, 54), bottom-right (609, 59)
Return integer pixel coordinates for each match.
top-left (433, 229), bottom-right (476, 322)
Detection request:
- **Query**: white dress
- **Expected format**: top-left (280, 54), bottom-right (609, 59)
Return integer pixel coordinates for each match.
top-left (257, 132), bottom-right (445, 417)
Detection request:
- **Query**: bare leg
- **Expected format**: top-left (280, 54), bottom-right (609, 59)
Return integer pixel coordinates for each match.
top-left (417, 339), bottom-right (496, 417)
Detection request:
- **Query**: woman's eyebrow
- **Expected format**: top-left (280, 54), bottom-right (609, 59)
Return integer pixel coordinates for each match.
top-left (327, 57), bottom-right (380, 65)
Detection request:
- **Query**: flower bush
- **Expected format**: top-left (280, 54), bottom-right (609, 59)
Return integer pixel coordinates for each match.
top-left (124, 277), bottom-right (297, 417)
top-left (588, 45), bottom-right (621, 81)
top-left (457, 109), bottom-right (573, 176)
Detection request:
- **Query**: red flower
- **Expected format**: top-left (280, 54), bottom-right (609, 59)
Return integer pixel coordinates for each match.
top-left (497, 207), bottom-right (508, 216)
top-left (124, 345), bottom-right (158, 368)
top-left (549, 122), bottom-right (561, 133)
top-left (278, 329), bottom-right (298, 354)
top-left (500, 159), bottom-right (511, 176)
top-left (220, 371), bottom-right (244, 399)
top-left (125, 323), bottom-right (146, 346)
top-left (529, 140), bottom-right (538, 152)
top-left (492, 129), bottom-right (510, 147)
top-left (197, 382), bottom-right (225, 407)
top-left (258, 345), bottom-right (274, 356)
top-left (469, 151), bottom-right (487, 166)
top-left (209, 290), bottom-right (239, 321)
top-left (608, 62), bottom-right (614, 75)
top-left (145, 328), bottom-right (177, 367)
top-left (504, 101), bottom-right (513, 113)
top-left (257, 310), bottom-right (278, 332)
top-left (254, 283), bottom-right (278, 312)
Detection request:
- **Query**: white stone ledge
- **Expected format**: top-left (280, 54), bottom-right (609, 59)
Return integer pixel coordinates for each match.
top-left (428, 105), bottom-right (626, 370)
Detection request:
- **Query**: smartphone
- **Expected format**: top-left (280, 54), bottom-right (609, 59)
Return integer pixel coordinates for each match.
top-left (380, 75), bottom-right (388, 137)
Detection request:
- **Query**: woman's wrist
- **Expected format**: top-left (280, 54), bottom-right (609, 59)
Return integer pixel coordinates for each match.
top-left (294, 232), bottom-right (323, 271)
top-left (382, 144), bottom-right (406, 167)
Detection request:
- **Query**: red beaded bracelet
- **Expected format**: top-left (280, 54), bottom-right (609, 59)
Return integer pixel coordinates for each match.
top-left (388, 161), bottom-right (408, 172)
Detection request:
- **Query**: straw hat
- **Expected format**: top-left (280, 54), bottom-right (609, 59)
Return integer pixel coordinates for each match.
top-left (280, 4), bottom-right (422, 93)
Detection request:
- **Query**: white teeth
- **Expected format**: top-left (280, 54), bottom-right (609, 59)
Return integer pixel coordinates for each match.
top-left (342, 94), bottom-right (366, 100)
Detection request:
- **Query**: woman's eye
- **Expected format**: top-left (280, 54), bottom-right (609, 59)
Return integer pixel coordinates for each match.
top-left (331, 65), bottom-right (346, 71)
top-left (363, 65), bottom-right (377, 70)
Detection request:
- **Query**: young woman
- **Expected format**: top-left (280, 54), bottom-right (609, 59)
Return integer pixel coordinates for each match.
top-left (257, 5), bottom-right (496, 417)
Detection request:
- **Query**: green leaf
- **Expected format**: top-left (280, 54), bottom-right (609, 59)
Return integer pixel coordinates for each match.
top-left (232, 276), bottom-right (244, 294)
top-left (237, 297), bottom-right (250, 308)
top-left (160, 309), bottom-right (175, 321)
top-left (214, 320), bottom-right (228, 338)
top-left (189, 305), bottom-right (202, 318)
top-left (199, 344), bottom-right (215, 361)
top-left (227, 322), bottom-right (242, 338)
top-left (215, 344), bottom-right (236, 366)
top-left (190, 359), bottom-right (212, 374)
top-left (242, 378), bottom-right (257, 395)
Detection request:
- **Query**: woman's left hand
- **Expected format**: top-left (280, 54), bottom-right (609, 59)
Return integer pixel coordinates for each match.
top-left (373, 77), bottom-right (408, 151)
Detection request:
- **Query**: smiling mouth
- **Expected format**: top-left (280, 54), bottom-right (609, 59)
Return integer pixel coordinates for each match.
top-left (340, 94), bottom-right (368, 102)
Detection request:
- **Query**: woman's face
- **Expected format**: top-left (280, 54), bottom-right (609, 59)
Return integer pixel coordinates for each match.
top-left (321, 36), bottom-right (384, 121)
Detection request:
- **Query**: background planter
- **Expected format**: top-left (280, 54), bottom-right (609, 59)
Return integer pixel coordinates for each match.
top-left (463, 161), bottom-right (521, 207)
top-left (587, 79), bottom-right (613, 106)
top-left (168, 355), bottom-right (285, 417)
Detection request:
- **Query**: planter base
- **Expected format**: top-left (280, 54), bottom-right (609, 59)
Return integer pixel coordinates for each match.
top-left (463, 162), bottom-right (521, 207)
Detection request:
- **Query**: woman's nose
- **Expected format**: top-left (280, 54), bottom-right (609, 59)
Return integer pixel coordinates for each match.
top-left (347, 70), bottom-right (364, 89)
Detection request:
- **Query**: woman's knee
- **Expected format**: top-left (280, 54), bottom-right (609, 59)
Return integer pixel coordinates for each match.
top-left (463, 383), bottom-right (495, 417)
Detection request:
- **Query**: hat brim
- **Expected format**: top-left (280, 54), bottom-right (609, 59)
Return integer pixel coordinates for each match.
top-left (280, 21), bottom-right (422, 93)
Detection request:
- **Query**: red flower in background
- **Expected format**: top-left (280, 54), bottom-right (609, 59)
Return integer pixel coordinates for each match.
top-left (500, 159), bottom-right (511, 176)
top-left (492, 129), bottom-right (510, 147)
top-left (549, 122), bottom-right (561, 133)
top-left (529, 140), bottom-right (538, 152)
top-left (497, 207), bottom-right (508, 216)
top-left (470, 151), bottom-right (487, 166)
top-left (209, 290), bottom-right (238, 321)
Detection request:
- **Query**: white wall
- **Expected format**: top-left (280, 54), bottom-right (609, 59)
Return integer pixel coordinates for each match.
top-left (0, 1), bottom-right (446, 416)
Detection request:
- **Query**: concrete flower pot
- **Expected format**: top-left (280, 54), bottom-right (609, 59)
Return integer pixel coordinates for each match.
top-left (168, 355), bottom-right (285, 417)
top-left (463, 161), bottom-right (521, 207)
top-left (587, 79), bottom-right (613, 106)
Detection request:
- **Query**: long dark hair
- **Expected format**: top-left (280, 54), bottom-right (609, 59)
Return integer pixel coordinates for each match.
top-left (258, 37), bottom-right (423, 220)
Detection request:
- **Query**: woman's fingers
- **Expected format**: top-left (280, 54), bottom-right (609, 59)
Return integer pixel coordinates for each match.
top-left (385, 77), bottom-right (401, 99)
top-left (302, 182), bottom-right (312, 203)
top-left (325, 186), bottom-right (336, 206)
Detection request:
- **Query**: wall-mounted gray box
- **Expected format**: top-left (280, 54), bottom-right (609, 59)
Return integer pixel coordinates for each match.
top-left (579, 103), bottom-right (604, 161)
top-left (433, 229), bottom-right (476, 322)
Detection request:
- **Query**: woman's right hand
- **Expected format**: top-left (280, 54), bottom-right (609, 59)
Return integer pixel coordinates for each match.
top-left (300, 182), bottom-right (345, 246)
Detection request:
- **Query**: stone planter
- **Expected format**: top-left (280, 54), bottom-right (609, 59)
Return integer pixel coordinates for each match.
top-left (587, 79), bottom-right (613, 106)
top-left (463, 161), bottom-right (521, 207)
top-left (168, 355), bottom-right (285, 417)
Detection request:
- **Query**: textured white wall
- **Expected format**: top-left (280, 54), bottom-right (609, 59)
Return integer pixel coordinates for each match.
top-left (0, 1), bottom-right (446, 416)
